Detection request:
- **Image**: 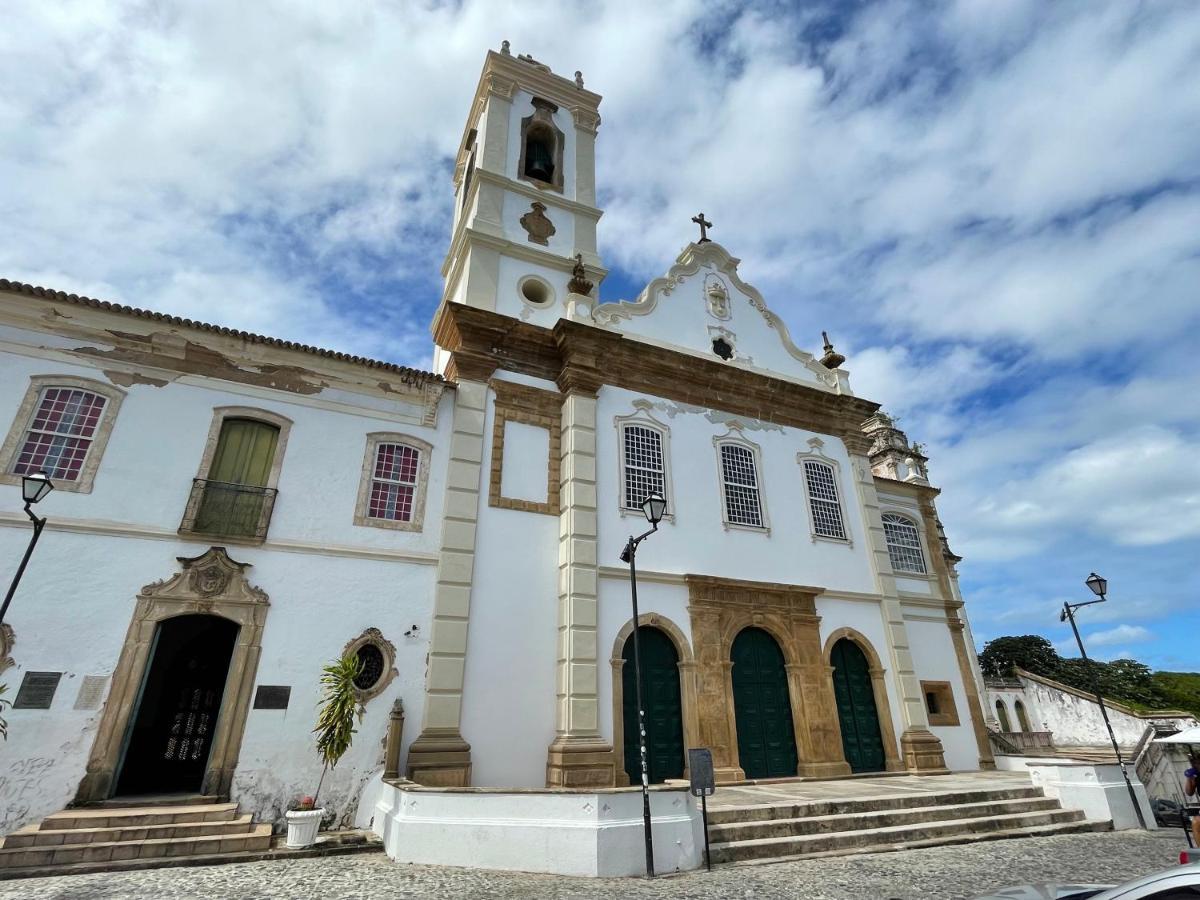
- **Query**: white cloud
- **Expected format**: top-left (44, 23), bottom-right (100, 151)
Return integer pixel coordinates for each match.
top-left (2, 0), bottom-right (1197, 664)
top-left (1085, 624), bottom-right (1154, 648)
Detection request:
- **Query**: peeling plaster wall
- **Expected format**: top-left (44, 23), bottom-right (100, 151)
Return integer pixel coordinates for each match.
top-left (0, 345), bottom-right (451, 831)
top-left (987, 676), bottom-right (1198, 747)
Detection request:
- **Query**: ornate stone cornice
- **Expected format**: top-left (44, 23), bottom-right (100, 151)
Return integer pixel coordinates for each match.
top-left (433, 303), bottom-right (880, 450)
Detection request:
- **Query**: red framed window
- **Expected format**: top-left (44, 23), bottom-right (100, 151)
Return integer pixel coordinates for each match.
top-left (13, 388), bottom-right (108, 481)
top-left (367, 442), bottom-right (420, 522)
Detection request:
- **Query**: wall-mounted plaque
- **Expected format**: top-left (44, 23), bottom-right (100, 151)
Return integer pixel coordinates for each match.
top-left (74, 675), bottom-right (109, 711)
top-left (253, 685), bottom-right (291, 710)
top-left (14, 671), bottom-right (62, 709)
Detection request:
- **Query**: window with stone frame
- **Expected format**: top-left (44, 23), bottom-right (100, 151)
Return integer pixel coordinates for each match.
top-left (882, 512), bottom-right (927, 574)
top-left (13, 387), bottom-right (108, 481)
top-left (718, 442), bottom-right (764, 528)
top-left (354, 433), bottom-right (432, 532)
top-left (802, 459), bottom-right (847, 539)
top-left (0, 376), bottom-right (125, 494)
top-left (621, 423), bottom-right (666, 512)
top-left (369, 442), bottom-right (421, 522)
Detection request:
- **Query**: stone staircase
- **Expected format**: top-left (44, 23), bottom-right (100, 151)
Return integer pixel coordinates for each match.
top-left (0, 796), bottom-right (272, 872)
top-left (708, 783), bottom-right (1111, 865)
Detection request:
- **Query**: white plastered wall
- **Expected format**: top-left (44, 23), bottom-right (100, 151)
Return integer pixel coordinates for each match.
top-left (904, 618), bottom-right (979, 770)
top-left (458, 384), bottom-right (557, 787)
top-left (0, 348), bottom-right (450, 830)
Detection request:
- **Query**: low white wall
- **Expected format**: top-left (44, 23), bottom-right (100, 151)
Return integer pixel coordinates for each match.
top-left (374, 782), bottom-right (703, 877)
top-left (1024, 761), bottom-right (1156, 831)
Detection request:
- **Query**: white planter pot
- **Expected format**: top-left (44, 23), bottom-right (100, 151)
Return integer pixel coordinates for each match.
top-left (285, 808), bottom-right (325, 849)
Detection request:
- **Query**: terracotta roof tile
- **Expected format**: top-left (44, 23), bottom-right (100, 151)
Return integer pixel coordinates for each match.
top-left (0, 278), bottom-right (443, 387)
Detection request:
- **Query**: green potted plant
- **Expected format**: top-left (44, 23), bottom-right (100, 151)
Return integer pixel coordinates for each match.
top-left (287, 654), bottom-right (363, 849)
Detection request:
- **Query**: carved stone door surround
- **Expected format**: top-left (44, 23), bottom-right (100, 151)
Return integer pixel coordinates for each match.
top-left (76, 547), bottom-right (269, 802)
top-left (685, 575), bottom-right (851, 782)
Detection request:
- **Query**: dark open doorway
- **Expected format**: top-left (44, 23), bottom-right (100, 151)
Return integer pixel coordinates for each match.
top-left (115, 614), bottom-right (239, 796)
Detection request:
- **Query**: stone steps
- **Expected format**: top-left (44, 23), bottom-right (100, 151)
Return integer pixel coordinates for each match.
top-left (711, 809), bottom-right (1102, 863)
top-left (0, 825), bottom-right (273, 868)
top-left (707, 786), bottom-right (1046, 825)
top-left (0, 797), bottom-right (270, 872)
top-left (707, 785), bottom-right (1113, 865)
top-left (38, 801), bottom-right (240, 831)
top-left (4, 813), bottom-right (258, 848)
top-left (710, 796), bottom-right (1063, 842)
top-left (718, 819), bottom-right (1114, 867)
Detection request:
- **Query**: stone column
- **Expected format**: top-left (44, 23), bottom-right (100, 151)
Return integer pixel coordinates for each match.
top-left (570, 107), bottom-right (602, 269)
top-left (918, 495), bottom-right (996, 770)
top-left (851, 455), bottom-right (948, 773)
top-left (406, 379), bottom-right (488, 786)
top-left (545, 388), bottom-right (615, 786)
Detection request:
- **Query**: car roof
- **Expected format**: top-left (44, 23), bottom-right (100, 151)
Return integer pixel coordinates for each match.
top-left (1089, 863), bottom-right (1200, 898)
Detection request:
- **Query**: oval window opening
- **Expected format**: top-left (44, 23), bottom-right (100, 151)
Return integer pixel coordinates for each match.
top-left (520, 277), bottom-right (552, 307)
top-left (353, 643), bottom-right (385, 692)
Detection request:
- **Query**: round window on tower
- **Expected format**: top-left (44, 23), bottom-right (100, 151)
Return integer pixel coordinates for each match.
top-left (518, 274), bottom-right (555, 309)
top-left (342, 628), bottom-right (397, 703)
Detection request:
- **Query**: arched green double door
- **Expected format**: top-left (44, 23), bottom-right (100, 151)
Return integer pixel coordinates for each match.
top-left (621, 627), bottom-right (685, 785)
top-left (831, 638), bottom-right (886, 773)
top-left (731, 628), bottom-right (798, 779)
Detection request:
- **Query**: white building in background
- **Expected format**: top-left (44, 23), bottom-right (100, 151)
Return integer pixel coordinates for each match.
top-left (0, 46), bottom-right (994, 839)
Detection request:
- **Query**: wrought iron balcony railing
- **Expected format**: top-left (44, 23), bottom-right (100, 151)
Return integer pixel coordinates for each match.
top-left (179, 478), bottom-right (277, 543)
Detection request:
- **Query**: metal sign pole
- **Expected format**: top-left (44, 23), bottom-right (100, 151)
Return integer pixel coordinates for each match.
top-left (688, 747), bottom-right (716, 872)
top-left (700, 792), bottom-right (711, 871)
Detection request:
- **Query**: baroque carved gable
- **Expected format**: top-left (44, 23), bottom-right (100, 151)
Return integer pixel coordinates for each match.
top-left (140, 546), bottom-right (268, 608)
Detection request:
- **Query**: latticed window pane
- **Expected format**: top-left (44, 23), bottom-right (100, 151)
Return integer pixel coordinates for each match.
top-left (883, 513), bottom-right (926, 574)
top-left (369, 443), bottom-right (420, 521)
top-left (803, 460), bottom-right (846, 539)
top-left (13, 388), bottom-right (107, 481)
top-left (720, 443), bottom-right (762, 527)
top-left (623, 425), bottom-right (665, 510)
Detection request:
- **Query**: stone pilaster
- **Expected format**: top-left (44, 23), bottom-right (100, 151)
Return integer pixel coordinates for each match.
top-left (918, 495), bottom-right (996, 770)
top-left (406, 379), bottom-right (488, 786)
top-left (545, 389), bottom-right (615, 787)
top-left (851, 455), bottom-right (948, 774)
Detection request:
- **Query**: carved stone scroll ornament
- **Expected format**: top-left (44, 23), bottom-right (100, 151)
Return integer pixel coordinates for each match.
top-left (520, 201), bottom-right (556, 246)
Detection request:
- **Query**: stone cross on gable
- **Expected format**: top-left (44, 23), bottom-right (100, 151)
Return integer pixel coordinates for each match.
top-left (691, 212), bottom-right (713, 243)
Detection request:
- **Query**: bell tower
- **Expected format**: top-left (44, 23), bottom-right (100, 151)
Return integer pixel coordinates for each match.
top-left (434, 44), bottom-right (605, 370)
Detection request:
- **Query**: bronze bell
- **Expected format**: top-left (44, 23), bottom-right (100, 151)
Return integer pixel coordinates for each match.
top-left (526, 139), bottom-right (554, 182)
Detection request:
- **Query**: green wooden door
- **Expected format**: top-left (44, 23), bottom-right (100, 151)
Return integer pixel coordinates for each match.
top-left (831, 638), bottom-right (886, 773)
top-left (196, 419), bottom-right (279, 535)
top-left (622, 627), bottom-right (685, 785)
top-left (731, 628), bottom-right (798, 779)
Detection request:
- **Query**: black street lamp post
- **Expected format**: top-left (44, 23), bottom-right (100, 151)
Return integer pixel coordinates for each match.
top-left (0, 471), bottom-right (55, 627)
top-left (1059, 572), bottom-right (1147, 829)
top-left (619, 490), bottom-right (668, 878)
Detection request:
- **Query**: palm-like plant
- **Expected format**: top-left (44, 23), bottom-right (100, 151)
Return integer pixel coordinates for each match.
top-left (311, 654), bottom-right (363, 805)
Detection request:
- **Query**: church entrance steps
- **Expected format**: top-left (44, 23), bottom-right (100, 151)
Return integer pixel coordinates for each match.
top-left (0, 798), bottom-right (270, 871)
top-left (704, 772), bottom-right (1112, 865)
top-left (708, 795), bottom-right (1064, 841)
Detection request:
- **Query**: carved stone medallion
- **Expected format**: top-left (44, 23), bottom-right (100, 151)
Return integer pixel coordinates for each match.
top-left (520, 201), bottom-right (556, 246)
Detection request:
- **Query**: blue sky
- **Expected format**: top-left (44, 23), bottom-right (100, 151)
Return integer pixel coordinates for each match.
top-left (3, 1), bottom-right (1198, 669)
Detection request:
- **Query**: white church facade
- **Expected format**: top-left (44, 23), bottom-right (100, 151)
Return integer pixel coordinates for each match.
top-left (0, 46), bottom-right (993, 844)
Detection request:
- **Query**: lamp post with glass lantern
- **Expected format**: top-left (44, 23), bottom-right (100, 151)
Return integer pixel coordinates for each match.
top-left (0, 471), bottom-right (55, 626)
top-left (619, 490), bottom-right (667, 878)
top-left (1059, 572), bottom-right (1147, 829)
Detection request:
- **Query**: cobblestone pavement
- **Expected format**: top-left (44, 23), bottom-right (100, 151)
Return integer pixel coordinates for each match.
top-left (0, 831), bottom-right (1187, 900)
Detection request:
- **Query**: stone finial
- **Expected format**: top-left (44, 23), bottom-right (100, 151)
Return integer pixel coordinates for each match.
top-left (819, 331), bottom-right (845, 369)
top-left (568, 253), bottom-right (594, 296)
top-left (862, 412), bottom-right (929, 484)
top-left (574, 71), bottom-right (584, 88)
top-left (501, 40), bottom-right (511, 55)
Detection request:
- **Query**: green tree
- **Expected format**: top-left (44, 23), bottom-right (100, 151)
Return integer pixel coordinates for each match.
top-left (1152, 671), bottom-right (1200, 717)
top-left (979, 635), bottom-right (1062, 678)
top-left (311, 654), bottom-right (363, 805)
